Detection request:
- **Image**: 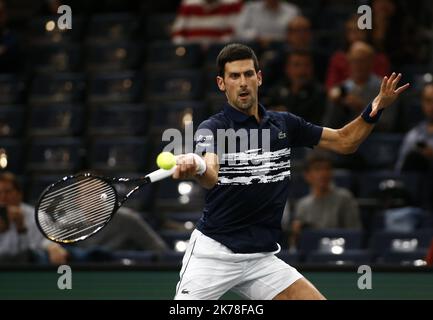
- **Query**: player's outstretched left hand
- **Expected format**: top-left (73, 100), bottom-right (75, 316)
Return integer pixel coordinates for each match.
top-left (371, 73), bottom-right (410, 117)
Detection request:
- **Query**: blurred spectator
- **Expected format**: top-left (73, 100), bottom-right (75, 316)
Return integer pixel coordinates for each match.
top-left (396, 83), bottom-right (433, 173)
top-left (39, 0), bottom-right (62, 15)
top-left (426, 238), bottom-right (433, 266)
top-left (267, 50), bottom-right (326, 125)
top-left (290, 152), bottom-right (361, 247)
top-left (171, 0), bottom-right (243, 46)
top-left (325, 41), bottom-right (396, 132)
top-left (370, 0), bottom-right (426, 66)
top-left (77, 206), bottom-right (169, 252)
top-left (0, 172), bottom-right (68, 264)
top-left (235, 0), bottom-right (300, 45)
top-left (325, 15), bottom-right (390, 91)
top-left (0, 0), bottom-right (19, 73)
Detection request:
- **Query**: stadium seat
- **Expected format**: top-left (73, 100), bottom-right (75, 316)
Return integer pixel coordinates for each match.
top-left (377, 249), bottom-right (428, 265)
top-left (86, 13), bottom-right (139, 44)
top-left (357, 133), bottom-right (404, 169)
top-left (85, 42), bottom-right (142, 72)
top-left (27, 137), bottom-right (83, 173)
top-left (298, 229), bottom-right (363, 256)
top-left (88, 104), bottom-right (148, 136)
top-left (29, 73), bottom-right (85, 105)
top-left (112, 250), bottom-right (156, 264)
top-left (145, 41), bottom-right (202, 70)
top-left (88, 71), bottom-right (143, 104)
top-left (29, 104), bottom-right (84, 136)
top-left (159, 230), bottom-right (193, 250)
top-left (88, 137), bottom-right (148, 172)
top-left (0, 138), bottom-right (24, 174)
top-left (27, 15), bottom-right (85, 44)
top-left (155, 179), bottom-right (205, 210)
top-left (357, 171), bottom-right (421, 203)
top-left (0, 75), bottom-right (26, 105)
top-left (149, 100), bottom-right (207, 133)
top-left (306, 249), bottom-right (372, 265)
top-left (276, 250), bottom-right (300, 265)
top-left (144, 14), bottom-right (176, 41)
top-left (145, 70), bottom-right (204, 101)
top-left (0, 105), bottom-right (25, 137)
top-left (28, 43), bottom-right (82, 73)
top-left (370, 229), bottom-right (433, 257)
top-left (158, 250), bottom-right (185, 265)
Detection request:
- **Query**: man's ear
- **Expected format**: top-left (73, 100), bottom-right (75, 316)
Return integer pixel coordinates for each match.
top-left (216, 76), bottom-right (225, 92)
top-left (257, 70), bottom-right (263, 87)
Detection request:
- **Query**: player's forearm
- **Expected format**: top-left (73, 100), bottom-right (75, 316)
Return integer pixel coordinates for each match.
top-left (336, 115), bottom-right (375, 154)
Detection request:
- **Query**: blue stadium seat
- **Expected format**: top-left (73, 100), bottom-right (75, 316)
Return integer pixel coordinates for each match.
top-left (88, 137), bottom-right (148, 172)
top-left (85, 42), bottom-right (142, 72)
top-left (357, 171), bottom-right (421, 202)
top-left (88, 104), bottom-right (148, 136)
top-left (29, 104), bottom-right (84, 136)
top-left (144, 14), bottom-right (176, 41)
top-left (276, 250), bottom-right (300, 265)
top-left (29, 73), bottom-right (85, 105)
top-left (158, 250), bottom-right (185, 265)
top-left (155, 179), bottom-right (205, 210)
top-left (150, 100), bottom-right (206, 133)
top-left (146, 70), bottom-right (203, 101)
top-left (0, 75), bottom-right (26, 105)
top-left (145, 41), bottom-right (202, 70)
top-left (86, 13), bottom-right (139, 44)
top-left (28, 43), bottom-right (82, 73)
top-left (27, 16), bottom-right (85, 44)
top-left (27, 138), bottom-right (83, 173)
top-left (159, 230), bottom-right (193, 250)
top-left (357, 134), bottom-right (404, 169)
top-left (88, 71), bottom-right (143, 104)
top-left (370, 229), bottom-right (433, 257)
top-left (378, 250), bottom-right (428, 265)
top-left (298, 229), bottom-right (363, 256)
top-left (112, 250), bottom-right (156, 264)
top-left (306, 249), bottom-right (372, 265)
top-left (0, 138), bottom-right (24, 173)
top-left (0, 106), bottom-right (25, 137)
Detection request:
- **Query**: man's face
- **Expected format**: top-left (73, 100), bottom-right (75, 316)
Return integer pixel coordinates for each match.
top-left (304, 162), bottom-right (333, 190)
top-left (287, 19), bottom-right (312, 49)
top-left (0, 181), bottom-right (21, 206)
top-left (217, 59), bottom-right (262, 112)
top-left (348, 49), bottom-right (373, 81)
top-left (286, 54), bottom-right (313, 85)
top-left (422, 85), bottom-right (433, 122)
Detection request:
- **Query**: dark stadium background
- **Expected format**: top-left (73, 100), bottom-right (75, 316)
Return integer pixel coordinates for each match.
top-left (0, 0), bottom-right (432, 299)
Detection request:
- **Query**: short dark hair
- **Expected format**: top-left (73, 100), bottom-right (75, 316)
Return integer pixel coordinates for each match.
top-left (0, 172), bottom-right (22, 194)
top-left (304, 151), bottom-right (333, 172)
top-left (216, 43), bottom-right (259, 77)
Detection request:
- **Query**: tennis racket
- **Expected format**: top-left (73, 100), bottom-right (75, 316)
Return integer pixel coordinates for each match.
top-left (35, 167), bottom-right (177, 244)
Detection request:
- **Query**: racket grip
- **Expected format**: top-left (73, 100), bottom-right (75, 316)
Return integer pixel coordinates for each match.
top-left (145, 166), bottom-right (177, 182)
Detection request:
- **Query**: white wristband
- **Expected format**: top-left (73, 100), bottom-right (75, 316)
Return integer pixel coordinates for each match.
top-left (190, 153), bottom-right (207, 176)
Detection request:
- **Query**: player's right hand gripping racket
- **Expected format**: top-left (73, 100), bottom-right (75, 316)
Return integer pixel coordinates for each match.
top-left (35, 167), bottom-right (178, 244)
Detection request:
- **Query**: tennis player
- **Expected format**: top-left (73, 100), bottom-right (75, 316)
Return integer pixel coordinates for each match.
top-left (172, 43), bottom-right (409, 300)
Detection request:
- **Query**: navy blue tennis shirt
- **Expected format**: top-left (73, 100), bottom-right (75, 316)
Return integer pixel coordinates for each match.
top-left (194, 103), bottom-right (323, 253)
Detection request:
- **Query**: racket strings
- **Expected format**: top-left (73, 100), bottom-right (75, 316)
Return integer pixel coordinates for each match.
top-left (37, 177), bottom-right (116, 242)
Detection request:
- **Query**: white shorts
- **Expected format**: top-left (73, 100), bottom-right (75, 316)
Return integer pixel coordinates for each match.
top-left (174, 229), bottom-right (303, 300)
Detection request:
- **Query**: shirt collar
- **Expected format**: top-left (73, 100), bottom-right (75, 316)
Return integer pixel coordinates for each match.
top-left (223, 103), bottom-right (269, 124)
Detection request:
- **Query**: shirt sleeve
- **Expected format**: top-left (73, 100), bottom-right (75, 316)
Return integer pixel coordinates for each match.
top-left (286, 112), bottom-right (323, 148)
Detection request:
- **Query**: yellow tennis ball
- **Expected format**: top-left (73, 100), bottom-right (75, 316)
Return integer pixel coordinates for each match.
top-left (156, 152), bottom-right (176, 170)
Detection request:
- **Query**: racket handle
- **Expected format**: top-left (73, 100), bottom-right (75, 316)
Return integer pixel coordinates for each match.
top-left (145, 166), bottom-right (177, 183)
